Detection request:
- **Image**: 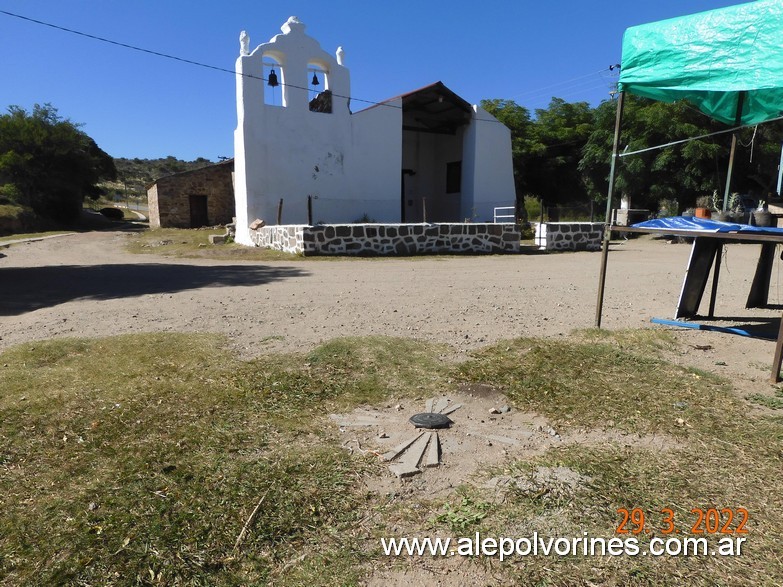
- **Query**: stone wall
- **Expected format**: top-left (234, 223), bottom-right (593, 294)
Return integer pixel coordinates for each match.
top-left (147, 161), bottom-right (235, 229)
top-left (534, 222), bottom-right (603, 251)
top-left (250, 225), bottom-right (306, 254)
top-left (250, 223), bottom-right (520, 255)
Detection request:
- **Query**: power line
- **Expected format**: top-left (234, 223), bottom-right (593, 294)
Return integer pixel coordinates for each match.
top-left (508, 67), bottom-right (615, 101)
top-left (0, 8), bottom-right (612, 123)
top-left (0, 9), bottom-right (399, 110)
top-left (619, 115), bottom-right (783, 158)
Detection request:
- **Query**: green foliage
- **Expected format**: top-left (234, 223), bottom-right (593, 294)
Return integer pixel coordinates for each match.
top-left (0, 182), bottom-right (22, 205)
top-left (578, 95), bottom-right (783, 212)
top-left (747, 387), bottom-right (783, 410)
top-left (484, 92), bottom-right (783, 214)
top-left (528, 98), bottom-right (594, 205)
top-left (0, 103), bottom-right (116, 222)
top-left (482, 98), bottom-right (593, 207)
top-left (657, 197), bottom-right (679, 217)
top-left (434, 492), bottom-right (491, 533)
top-left (481, 98), bottom-right (593, 211)
top-left (523, 195), bottom-right (542, 220)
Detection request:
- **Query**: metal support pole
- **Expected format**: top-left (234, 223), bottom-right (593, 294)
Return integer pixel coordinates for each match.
top-left (722, 92), bottom-right (745, 211)
top-left (277, 198), bottom-right (283, 225)
top-left (722, 135), bottom-right (739, 212)
top-left (777, 142), bottom-right (783, 197)
top-left (307, 195), bottom-right (313, 226)
top-left (595, 91), bottom-right (625, 328)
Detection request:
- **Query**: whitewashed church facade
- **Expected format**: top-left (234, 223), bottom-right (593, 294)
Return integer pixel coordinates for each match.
top-left (233, 17), bottom-right (515, 246)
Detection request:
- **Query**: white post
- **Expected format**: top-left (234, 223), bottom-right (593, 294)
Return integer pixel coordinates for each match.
top-left (777, 142), bottom-right (783, 196)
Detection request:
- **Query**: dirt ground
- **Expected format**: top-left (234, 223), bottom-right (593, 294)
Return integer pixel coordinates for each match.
top-left (2, 229), bottom-right (782, 396)
top-left (3, 229), bottom-right (783, 585)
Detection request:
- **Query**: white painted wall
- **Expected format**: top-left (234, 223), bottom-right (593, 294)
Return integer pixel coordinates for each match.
top-left (349, 101), bottom-right (402, 222)
top-left (462, 106), bottom-right (516, 222)
top-left (234, 18), bottom-right (516, 245)
top-left (234, 17), bottom-right (401, 243)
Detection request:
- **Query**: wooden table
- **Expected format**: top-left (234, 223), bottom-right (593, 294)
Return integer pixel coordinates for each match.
top-left (609, 224), bottom-right (783, 383)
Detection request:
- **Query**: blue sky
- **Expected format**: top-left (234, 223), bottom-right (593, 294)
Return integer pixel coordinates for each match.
top-left (0, 0), bottom-right (746, 160)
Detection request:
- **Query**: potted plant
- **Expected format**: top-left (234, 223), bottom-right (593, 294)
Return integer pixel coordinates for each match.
top-left (711, 190), bottom-right (731, 222)
top-left (695, 195), bottom-right (712, 219)
top-left (723, 192), bottom-right (743, 223)
top-left (753, 200), bottom-right (773, 227)
top-left (658, 198), bottom-right (679, 218)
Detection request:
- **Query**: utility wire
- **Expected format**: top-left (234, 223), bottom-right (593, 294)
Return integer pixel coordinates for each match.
top-left (0, 10), bottom-right (238, 78)
top-left (508, 68), bottom-right (614, 101)
top-left (618, 114), bottom-right (783, 158)
top-left (0, 9), bottom-right (398, 109)
top-left (0, 9), bottom-right (611, 121)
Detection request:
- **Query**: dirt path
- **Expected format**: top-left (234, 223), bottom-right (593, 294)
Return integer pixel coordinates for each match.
top-left (2, 230), bottom-right (782, 397)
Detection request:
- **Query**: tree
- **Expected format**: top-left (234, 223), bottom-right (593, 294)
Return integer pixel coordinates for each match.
top-left (0, 103), bottom-right (116, 222)
top-left (525, 98), bottom-right (594, 206)
top-left (580, 96), bottom-right (728, 212)
top-left (482, 97), bottom-right (595, 214)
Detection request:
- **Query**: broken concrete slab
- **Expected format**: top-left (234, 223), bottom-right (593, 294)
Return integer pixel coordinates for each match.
top-left (424, 432), bottom-right (440, 467)
top-left (440, 403), bottom-right (462, 416)
top-left (395, 432), bottom-right (431, 468)
top-left (433, 398), bottom-right (449, 413)
top-left (388, 463), bottom-right (421, 478)
top-left (382, 432), bottom-right (425, 462)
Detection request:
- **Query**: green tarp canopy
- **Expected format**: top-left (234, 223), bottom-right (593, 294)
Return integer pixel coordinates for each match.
top-left (619, 0), bottom-right (783, 125)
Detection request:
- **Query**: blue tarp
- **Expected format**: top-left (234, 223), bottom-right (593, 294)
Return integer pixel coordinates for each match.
top-left (631, 216), bottom-right (783, 234)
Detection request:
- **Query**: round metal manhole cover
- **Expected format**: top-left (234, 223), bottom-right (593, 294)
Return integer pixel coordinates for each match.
top-left (409, 412), bottom-right (453, 429)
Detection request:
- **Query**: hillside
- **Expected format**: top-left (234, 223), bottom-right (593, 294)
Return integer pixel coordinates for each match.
top-left (102, 156), bottom-right (219, 198)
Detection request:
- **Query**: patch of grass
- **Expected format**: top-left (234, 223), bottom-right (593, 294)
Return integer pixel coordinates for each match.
top-left (434, 490), bottom-right (491, 533)
top-left (230, 337), bottom-right (450, 427)
top-left (747, 388), bottom-right (783, 410)
top-left (126, 227), bottom-right (503, 262)
top-left (0, 334), bottom-right (428, 585)
top-left (3, 331), bottom-right (783, 585)
top-left (450, 332), bottom-right (783, 585)
top-left (457, 333), bottom-right (734, 437)
top-left (576, 327), bottom-right (678, 355)
top-left (474, 434), bottom-right (783, 586)
top-left (126, 228), bottom-right (302, 261)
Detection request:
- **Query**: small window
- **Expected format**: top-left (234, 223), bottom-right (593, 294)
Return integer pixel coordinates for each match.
top-left (446, 161), bottom-right (462, 194)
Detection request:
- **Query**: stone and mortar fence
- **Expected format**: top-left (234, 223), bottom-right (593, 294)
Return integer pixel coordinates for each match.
top-left (534, 222), bottom-right (604, 251)
top-left (250, 223), bottom-right (521, 255)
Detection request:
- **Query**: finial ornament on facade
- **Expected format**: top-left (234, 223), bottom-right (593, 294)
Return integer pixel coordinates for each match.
top-left (240, 30), bottom-right (250, 56)
top-left (281, 16), bottom-right (305, 35)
